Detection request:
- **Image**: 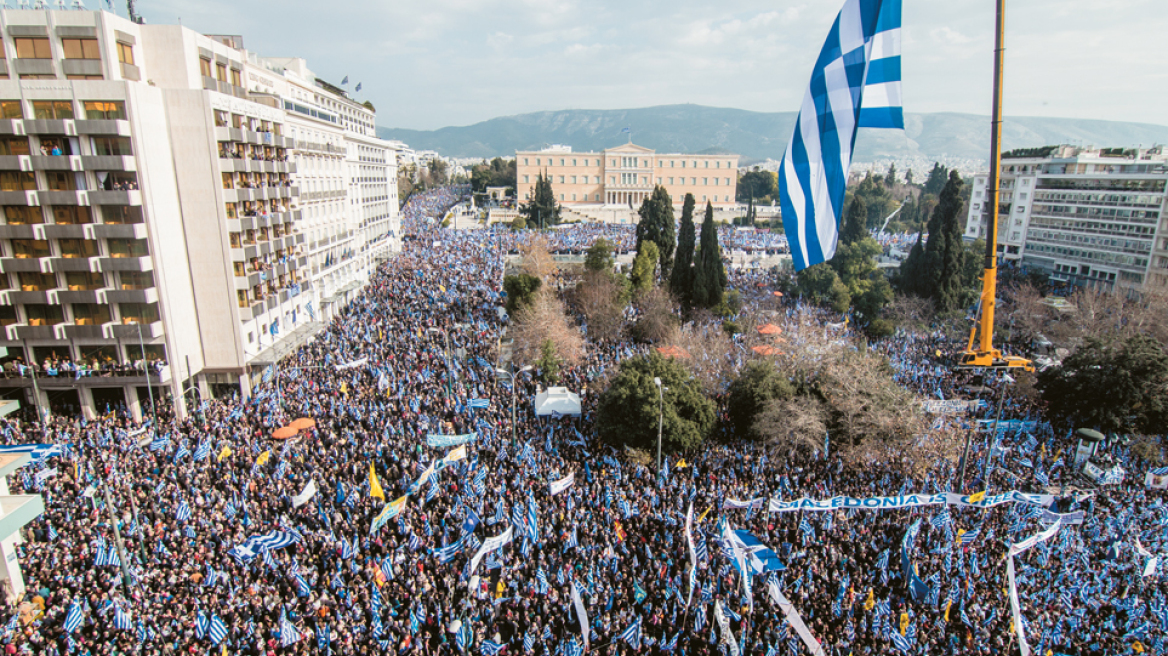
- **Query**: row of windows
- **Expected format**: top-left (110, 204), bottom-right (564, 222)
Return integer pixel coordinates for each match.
top-left (0, 100), bottom-right (126, 121)
top-left (0, 269), bottom-right (152, 292)
top-left (199, 57), bottom-right (242, 87)
top-left (534, 193), bottom-right (735, 203)
top-left (521, 156), bottom-right (733, 169)
top-left (3, 237), bottom-right (148, 259)
top-left (1031, 204), bottom-right (1159, 223)
top-left (6, 37), bottom-right (132, 65)
top-left (1024, 241), bottom-right (1149, 268)
top-left (0, 302), bottom-right (157, 328)
top-left (1033, 191), bottom-right (1164, 206)
top-left (1026, 229), bottom-right (1151, 254)
top-left (2, 205), bottom-right (140, 226)
top-left (522, 174), bottom-right (734, 187)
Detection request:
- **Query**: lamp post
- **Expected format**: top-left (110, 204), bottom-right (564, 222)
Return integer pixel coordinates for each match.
top-left (496, 365), bottom-right (533, 446)
top-left (135, 321), bottom-right (155, 427)
top-left (653, 377), bottom-right (668, 475)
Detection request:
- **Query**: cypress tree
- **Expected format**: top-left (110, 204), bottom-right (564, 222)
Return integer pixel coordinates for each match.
top-left (921, 170), bottom-right (967, 310)
top-left (692, 202), bottom-right (726, 308)
top-left (519, 172), bottom-right (561, 227)
top-left (669, 193), bottom-right (697, 305)
top-left (840, 194), bottom-right (867, 246)
top-left (635, 185), bottom-right (676, 280)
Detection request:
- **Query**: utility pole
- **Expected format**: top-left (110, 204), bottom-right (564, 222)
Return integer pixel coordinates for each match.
top-left (100, 479), bottom-right (135, 591)
top-left (137, 321), bottom-right (155, 427)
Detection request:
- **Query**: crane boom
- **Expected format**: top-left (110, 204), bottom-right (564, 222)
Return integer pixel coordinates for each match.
top-left (958, 0), bottom-right (1032, 372)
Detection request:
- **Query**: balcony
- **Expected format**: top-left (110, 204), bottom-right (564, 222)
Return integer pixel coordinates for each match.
top-left (37, 190), bottom-right (83, 205)
top-left (1, 290), bottom-right (55, 304)
top-left (98, 255), bottom-right (152, 271)
top-left (103, 320), bottom-right (163, 340)
top-left (0, 257), bottom-right (49, 274)
top-left (87, 190), bottom-right (141, 205)
top-left (23, 120), bottom-right (75, 136)
top-left (5, 324), bottom-right (57, 340)
top-left (92, 223), bottom-right (147, 239)
top-left (75, 120), bottom-right (131, 137)
top-left (62, 324), bottom-right (106, 339)
top-left (49, 257), bottom-right (101, 273)
top-left (30, 155), bottom-right (82, 172)
top-left (81, 155), bottom-right (136, 172)
top-left (0, 224), bottom-right (40, 239)
top-left (56, 288), bottom-right (106, 304)
top-left (0, 190), bottom-right (37, 206)
top-left (0, 156), bottom-right (26, 171)
top-left (104, 287), bottom-right (158, 304)
top-left (41, 224), bottom-right (86, 239)
top-left (0, 120), bottom-right (25, 136)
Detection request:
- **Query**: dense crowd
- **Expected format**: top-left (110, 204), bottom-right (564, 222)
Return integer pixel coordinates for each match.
top-left (0, 186), bottom-right (1164, 656)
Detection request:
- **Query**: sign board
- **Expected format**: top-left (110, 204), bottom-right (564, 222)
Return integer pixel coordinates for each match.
top-left (922, 400), bottom-right (985, 414)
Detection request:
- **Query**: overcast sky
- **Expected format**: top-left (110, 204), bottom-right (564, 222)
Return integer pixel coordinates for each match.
top-left (144, 0), bottom-right (1166, 131)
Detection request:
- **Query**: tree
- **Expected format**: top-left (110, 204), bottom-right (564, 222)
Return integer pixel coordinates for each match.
top-left (510, 289), bottom-right (584, 369)
top-left (503, 274), bottom-right (541, 315)
top-left (1038, 334), bottom-right (1168, 434)
top-left (470, 157), bottom-right (517, 193)
top-left (922, 163), bottom-right (949, 197)
top-left (905, 168), bottom-right (914, 186)
top-left (584, 238), bottom-right (615, 273)
top-left (840, 194), bottom-right (867, 246)
top-left (885, 162), bottom-right (897, 188)
top-left (635, 186), bottom-right (676, 279)
top-left (519, 234), bottom-right (557, 281)
top-left (534, 339), bottom-right (562, 385)
top-left (630, 286), bottom-right (678, 344)
top-left (738, 169), bottom-right (776, 202)
top-left (630, 241), bottom-right (659, 293)
top-left (922, 170), bottom-right (968, 311)
top-left (596, 352), bottom-right (716, 453)
top-left (669, 194), bottom-right (697, 305)
top-left (726, 360), bottom-right (795, 439)
top-left (576, 269), bottom-right (627, 342)
top-left (520, 173), bottom-right (561, 228)
top-left (427, 159), bottom-right (449, 186)
top-left (691, 202), bottom-right (726, 308)
top-left (794, 264), bottom-right (851, 314)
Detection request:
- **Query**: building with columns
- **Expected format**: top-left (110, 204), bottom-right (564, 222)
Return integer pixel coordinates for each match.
top-left (515, 142), bottom-right (739, 209)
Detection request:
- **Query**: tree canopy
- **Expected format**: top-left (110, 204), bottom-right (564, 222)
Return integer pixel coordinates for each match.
top-left (519, 173), bottom-right (561, 228)
top-left (470, 157), bottom-right (517, 193)
top-left (1038, 334), bottom-right (1168, 434)
top-left (503, 273), bottom-right (541, 315)
top-left (669, 193), bottom-right (697, 306)
top-left (596, 352), bottom-right (715, 453)
top-left (725, 360), bottom-right (794, 439)
top-left (691, 202), bottom-right (726, 308)
top-left (897, 170), bottom-right (968, 311)
top-left (584, 238), bottom-right (615, 273)
top-left (635, 186), bottom-right (676, 280)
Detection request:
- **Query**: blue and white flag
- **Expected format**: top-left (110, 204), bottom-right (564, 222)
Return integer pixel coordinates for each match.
top-left (63, 600), bottom-right (84, 633)
top-left (779, 0), bottom-right (903, 270)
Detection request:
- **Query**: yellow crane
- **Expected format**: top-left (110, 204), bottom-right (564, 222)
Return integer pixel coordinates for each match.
top-left (958, 0), bottom-right (1033, 373)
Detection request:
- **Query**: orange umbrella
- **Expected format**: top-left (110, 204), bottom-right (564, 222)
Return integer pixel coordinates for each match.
top-left (655, 345), bottom-right (691, 359)
top-left (289, 417), bottom-right (316, 430)
top-left (772, 291), bottom-right (784, 298)
top-left (271, 426), bottom-right (298, 440)
top-left (751, 345), bottom-right (780, 356)
top-left (757, 323), bottom-right (783, 336)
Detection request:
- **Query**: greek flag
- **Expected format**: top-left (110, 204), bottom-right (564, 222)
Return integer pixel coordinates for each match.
top-left (619, 616), bottom-right (642, 649)
top-left (196, 611), bottom-right (208, 640)
top-left (481, 640), bottom-right (505, 656)
top-left (149, 433), bottom-right (170, 452)
top-left (63, 600), bottom-right (83, 633)
top-left (0, 443), bottom-right (66, 463)
top-left (778, 0), bottom-right (904, 270)
top-left (175, 501), bottom-right (191, 523)
top-left (193, 439), bottom-right (212, 462)
top-left (113, 605), bottom-right (132, 631)
top-left (468, 398), bottom-right (490, 410)
top-left (279, 609), bottom-right (302, 647)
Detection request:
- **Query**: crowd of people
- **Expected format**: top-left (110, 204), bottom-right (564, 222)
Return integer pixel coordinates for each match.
top-left (0, 186), bottom-right (1163, 656)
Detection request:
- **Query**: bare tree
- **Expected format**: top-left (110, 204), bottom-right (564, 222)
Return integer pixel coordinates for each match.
top-left (884, 293), bottom-right (935, 330)
top-left (631, 286), bottom-right (679, 344)
top-left (754, 396), bottom-right (829, 452)
top-left (510, 289), bottom-right (584, 367)
top-left (671, 321), bottom-right (742, 395)
top-left (519, 234), bottom-right (558, 281)
top-left (576, 271), bottom-right (626, 343)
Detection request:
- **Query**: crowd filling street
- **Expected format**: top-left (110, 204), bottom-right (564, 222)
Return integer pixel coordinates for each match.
top-left (0, 186), bottom-right (1164, 656)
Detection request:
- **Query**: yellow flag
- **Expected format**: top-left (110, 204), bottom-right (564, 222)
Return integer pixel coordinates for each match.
top-left (1132, 642), bottom-right (1144, 654)
top-left (217, 446), bottom-right (232, 462)
top-left (444, 445), bottom-right (468, 463)
top-left (956, 529), bottom-right (966, 546)
top-left (256, 450), bottom-right (270, 466)
top-left (944, 600), bottom-right (952, 621)
top-left (696, 505), bottom-right (712, 523)
top-left (676, 458), bottom-right (687, 469)
top-left (863, 589), bottom-right (875, 611)
top-left (967, 490), bottom-right (986, 503)
top-left (369, 462), bottom-right (385, 501)
top-left (899, 611), bottom-right (909, 636)
top-left (340, 381), bottom-right (348, 395)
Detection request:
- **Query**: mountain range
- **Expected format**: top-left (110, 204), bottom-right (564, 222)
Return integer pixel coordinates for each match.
top-left (377, 105), bottom-right (1168, 165)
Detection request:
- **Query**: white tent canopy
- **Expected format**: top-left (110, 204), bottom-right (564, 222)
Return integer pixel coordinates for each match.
top-left (534, 387), bottom-right (581, 417)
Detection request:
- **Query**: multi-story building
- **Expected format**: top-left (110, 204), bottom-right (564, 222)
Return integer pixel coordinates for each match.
top-left (963, 145), bottom-right (1168, 291)
top-left (515, 143), bottom-right (739, 209)
top-left (0, 8), bottom-right (399, 420)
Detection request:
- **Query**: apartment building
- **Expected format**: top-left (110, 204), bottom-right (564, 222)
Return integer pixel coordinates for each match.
top-left (964, 145), bottom-right (1168, 292)
top-left (0, 8), bottom-right (399, 420)
top-left (515, 142), bottom-right (739, 209)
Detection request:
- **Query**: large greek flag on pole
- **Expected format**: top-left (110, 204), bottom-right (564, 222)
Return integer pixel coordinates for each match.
top-left (779, 0), bottom-right (903, 270)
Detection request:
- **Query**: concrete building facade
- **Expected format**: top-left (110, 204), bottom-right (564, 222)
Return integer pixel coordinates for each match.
top-left (515, 143), bottom-right (739, 210)
top-left (963, 145), bottom-right (1168, 292)
top-left (0, 8), bottom-right (400, 419)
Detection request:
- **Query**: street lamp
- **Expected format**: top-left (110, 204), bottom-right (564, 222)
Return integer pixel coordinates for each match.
top-left (653, 377), bottom-right (668, 475)
top-left (496, 365), bottom-right (533, 446)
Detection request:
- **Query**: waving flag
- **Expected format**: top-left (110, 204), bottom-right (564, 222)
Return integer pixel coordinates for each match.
top-left (369, 462), bottom-right (385, 501)
top-left (779, 0), bottom-right (904, 270)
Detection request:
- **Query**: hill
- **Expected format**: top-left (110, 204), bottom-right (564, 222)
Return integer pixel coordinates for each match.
top-left (377, 105), bottom-right (1168, 165)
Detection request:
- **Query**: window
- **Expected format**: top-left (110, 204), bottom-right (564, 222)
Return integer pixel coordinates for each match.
top-left (572, 159), bottom-right (577, 166)
top-left (116, 42), bottom-right (134, 65)
top-left (560, 159), bottom-right (565, 166)
top-left (571, 176), bottom-right (577, 184)
top-left (15, 38), bottom-right (52, 59)
top-left (0, 138), bottom-right (29, 156)
top-left (199, 58), bottom-right (212, 78)
top-left (523, 175), bottom-right (529, 183)
top-left (12, 239), bottom-right (50, 258)
top-left (65, 271), bottom-right (104, 290)
top-left (215, 63), bottom-right (227, 82)
top-left (668, 177), bottom-right (674, 185)
top-left (31, 101), bottom-right (74, 120)
top-left (558, 176), bottom-right (564, 184)
top-left (18, 271), bottom-right (55, 291)
top-left (66, 75), bottom-right (103, 81)
top-left (0, 102), bottom-right (22, 119)
top-left (119, 271), bottom-right (153, 289)
top-left (83, 101), bottom-right (126, 120)
top-left (72, 303), bottom-right (110, 325)
top-left (52, 207), bottom-right (91, 225)
top-left (46, 172), bottom-right (76, 191)
top-left (91, 137), bottom-right (132, 156)
top-left (4, 206), bottom-right (40, 225)
top-left (61, 38), bottom-right (100, 60)
top-left (59, 239), bottom-right (98, 258)
top-left (690, 178), bottom-right (696, 185)
top-left (0, 172), bottom-right (35, 191)
top-left (231, 68), bottom-right (241, 87)
top-left (118, 302), bottom-right (158, 324)
top-left (25, 304), bottom-right (64, 326)
top-left (100, 206), bottom-right (142, 224)
top-left (107, 238), bottom-right (148, 259)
